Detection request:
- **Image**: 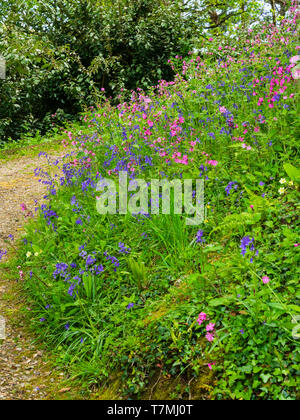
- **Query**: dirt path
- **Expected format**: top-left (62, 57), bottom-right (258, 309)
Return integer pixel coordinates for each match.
top-left (0, 150), bottom-right (81, 400)
top-left (0, 152), bottom-right (62, 249)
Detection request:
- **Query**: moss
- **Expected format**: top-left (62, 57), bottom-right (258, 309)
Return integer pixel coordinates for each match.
top-left (143, 306), bottom-right (170, 326)
top-left (141, 367), bottom-right (215, 400)
top-left (93, 375), bottom-right (123, 400)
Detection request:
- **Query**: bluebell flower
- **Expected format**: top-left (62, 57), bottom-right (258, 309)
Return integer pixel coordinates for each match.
top-left (86, 255), bottom-right (96, 266)
top-left (196, 230), bottom-right (205, 244)
top-left (0, 250), bottom-right (7, 261)
top-left (71, 196), bottom-right (77, 206)
top-left (118, 242), bottom-right (131, 254)
top-left (225, 181), bottom-right (238, 196)
top-left (240, 236), bottom-right (252, 256)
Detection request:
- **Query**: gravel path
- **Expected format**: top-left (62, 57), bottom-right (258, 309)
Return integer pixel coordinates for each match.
top-left (0, 151), bottom-right (78, 400)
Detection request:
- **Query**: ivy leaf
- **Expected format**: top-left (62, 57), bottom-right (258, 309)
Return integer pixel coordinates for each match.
top-left (261, 373), bottom-right (271, 384)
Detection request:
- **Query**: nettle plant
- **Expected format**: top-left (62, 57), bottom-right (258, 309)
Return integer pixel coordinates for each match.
top-left (5, 2), bottom-right (299, 400)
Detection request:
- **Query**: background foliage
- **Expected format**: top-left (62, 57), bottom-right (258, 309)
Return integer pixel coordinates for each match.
top-left (0, 0), bottom-right (291, 143)
top-left (0, 0), bottom-right (193, 142)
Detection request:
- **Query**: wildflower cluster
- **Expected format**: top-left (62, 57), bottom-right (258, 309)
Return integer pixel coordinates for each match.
top-left (16, 4), bottom-right (300, 401)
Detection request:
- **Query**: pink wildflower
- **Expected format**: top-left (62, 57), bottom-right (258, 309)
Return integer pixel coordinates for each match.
top-left (258, 97), bottom-right (264, 106)
top-left (206, 323), bottom-right (215, 332)
top-left (18, 269), bottom-right (25, 281)
top-left (292, 67), bottom-right (300, 80)
top-left (147, 120), bottom-right (154, 128)
top-left (262, 276), bottom-right (270, 284)
top-left (197, 312), bottom-right (207, 326)
top-left (290, 55), bottom-right (300, 64)
top-left (205, 160), bottom-right (219, 167)
top-left (205, 332), bottom-right (214, 342)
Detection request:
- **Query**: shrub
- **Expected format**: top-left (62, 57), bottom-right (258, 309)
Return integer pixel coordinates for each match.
top-left (0, 0), bottom-right (194, 142)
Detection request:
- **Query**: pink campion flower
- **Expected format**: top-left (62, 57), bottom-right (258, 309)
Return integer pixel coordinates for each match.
top-left (294, 243), bottom-right (299, 247)
top-left (292, 67), bottom-right (300, 80)
top-left (290, 55), bottom-right (300, 64)
top-left (257, 98), bottom-right (264, 106)
top-left (147, 120), bottom-right (154, 128)
top-left (206, 323), bottom-right (215, 332)
top-left (71, 159), bottom-right (78, 166)
top-left (18, 268), bottom-right (24, 281)
top-left (20, 203), bottom-right (27, 212)
top-left (206, 332), bottom-right (214, 342)
top-left (197, 312), bottom-right (207, 326)
top-left (262, 276), bottom-right (270, 284)
top-left (219, 106), bottom-right (227, 113)
top-left (208, 362), bottom-right (216, 370)
top-left (206, 160), bottom-right (219, 167)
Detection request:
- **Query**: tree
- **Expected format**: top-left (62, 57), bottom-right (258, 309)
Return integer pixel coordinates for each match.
top-left (0, 0), bottom-right (194, 142)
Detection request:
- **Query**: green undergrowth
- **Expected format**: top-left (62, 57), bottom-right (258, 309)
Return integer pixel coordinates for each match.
top-left (0, 263), bottom-right (92, 400)
top-left (0, 124), bottom-right (77, 161)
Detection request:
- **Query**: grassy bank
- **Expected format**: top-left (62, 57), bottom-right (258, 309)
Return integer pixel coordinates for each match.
top-left (4, 14), bottom-right (300, 400)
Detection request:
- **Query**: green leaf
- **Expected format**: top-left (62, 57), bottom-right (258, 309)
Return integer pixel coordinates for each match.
top-left (288, 304), bottom-right (300, 313)
top-left (283, 163), bottom-right (300, 182)
top-left (208, 296), bottom-right (233, 307)
top-left (261, 373), bottom-right (271, 384)
top-left (267, 302), bottom-right (286, 311)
